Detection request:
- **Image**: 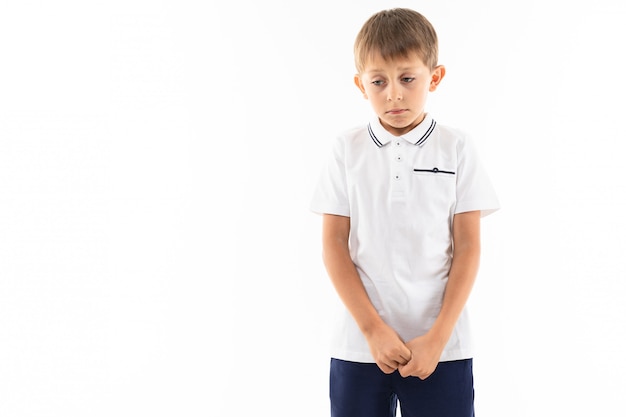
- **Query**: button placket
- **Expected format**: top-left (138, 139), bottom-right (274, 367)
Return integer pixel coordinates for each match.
top-left (394, 154), bottom-right (402, 180)
top-left (391, 140), bottom-right (405, 196)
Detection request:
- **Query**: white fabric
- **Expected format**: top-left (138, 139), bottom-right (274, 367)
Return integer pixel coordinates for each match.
top-left (310, 114), bottom-right (500, 363)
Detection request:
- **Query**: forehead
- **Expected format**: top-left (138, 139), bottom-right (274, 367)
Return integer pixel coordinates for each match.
top-left (361, 52), bottom-right (428, 73)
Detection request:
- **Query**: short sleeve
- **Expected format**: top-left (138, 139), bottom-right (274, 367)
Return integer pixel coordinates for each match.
top-left (310, 136), bottom-right (350, 217)
top-left (454, 136), bottom-right (500, 217)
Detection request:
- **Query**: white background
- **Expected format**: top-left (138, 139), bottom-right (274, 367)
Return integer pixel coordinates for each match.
top-left (1, 0), bottom-right (625, 416)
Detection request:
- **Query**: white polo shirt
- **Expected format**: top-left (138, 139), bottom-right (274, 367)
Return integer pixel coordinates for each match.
top-left (310, 114), bottom-right (500, 363)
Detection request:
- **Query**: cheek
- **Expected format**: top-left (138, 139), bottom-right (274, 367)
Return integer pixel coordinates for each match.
top-left (408, 83), bottom-right (431, 98)
top-left (364, 88), bottom-right (384, 102)
top-left (363, 85), bottom-right (379, 96)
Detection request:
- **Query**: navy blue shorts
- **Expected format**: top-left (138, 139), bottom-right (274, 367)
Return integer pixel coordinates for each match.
top-left (330, 358), bottom-right (474, 417)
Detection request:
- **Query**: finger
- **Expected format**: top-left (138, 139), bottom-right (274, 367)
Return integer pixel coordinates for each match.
top-left (400, 346), bottom-right (412, 362)
top-left (398, 351), bottom-right (412, 364)
top-left (391, 346), bottom-right (411, 366)
top-left (377, 362), bottom-right (396, 374)
top-left (398, 364), bottom-right (412, 378)
top-left (392, 355), bottom-right (410, 368)
top-left (416, 369), bottom-right (434, 380)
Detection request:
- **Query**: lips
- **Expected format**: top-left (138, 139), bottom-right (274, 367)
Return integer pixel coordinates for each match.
top-left (387, 109), bottom-right (407, 115)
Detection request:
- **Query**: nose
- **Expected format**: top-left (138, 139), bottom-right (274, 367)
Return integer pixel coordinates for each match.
top-left (387, 81), bottom-right (402, 101)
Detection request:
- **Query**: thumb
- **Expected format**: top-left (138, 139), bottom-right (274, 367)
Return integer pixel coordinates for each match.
top-left (397, 361), bottom-right (412, 378)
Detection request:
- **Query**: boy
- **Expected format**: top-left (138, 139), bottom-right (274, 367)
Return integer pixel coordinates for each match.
top-left (310, 8), bottom-right (500, 417)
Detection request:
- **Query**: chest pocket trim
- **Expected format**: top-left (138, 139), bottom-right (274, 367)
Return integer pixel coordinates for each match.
top-left (413, 167), bottom-right (455, 175)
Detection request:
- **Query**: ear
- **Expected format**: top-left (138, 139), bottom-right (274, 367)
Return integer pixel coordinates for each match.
top-left (429, 65), bottom-right (446, 92)
top-left (354, 74), bottom-right (368, 99)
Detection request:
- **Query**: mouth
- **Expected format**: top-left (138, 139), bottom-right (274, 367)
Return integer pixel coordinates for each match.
top-left (386, 108), bottom-right (407, 115)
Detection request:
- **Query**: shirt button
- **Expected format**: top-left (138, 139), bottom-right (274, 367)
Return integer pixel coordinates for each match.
top-left (394, 174), bottom-right (401, 180)
top-left (395, 155), bottom-right (402, 162)
top-left (395, 141), bottom-right (401, 146)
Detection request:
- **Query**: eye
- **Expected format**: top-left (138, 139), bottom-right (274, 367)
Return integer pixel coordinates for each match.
top-left (401, 77), bottom-right (415, 83)
top-left (371, 80), bottom-right (385, 86)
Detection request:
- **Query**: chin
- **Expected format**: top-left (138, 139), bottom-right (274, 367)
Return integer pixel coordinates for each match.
top-left (387, 122), bottom-right (412, 130)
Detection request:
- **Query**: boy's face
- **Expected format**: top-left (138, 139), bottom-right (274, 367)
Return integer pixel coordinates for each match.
top-left (354, 53), bottom-right (445, 136)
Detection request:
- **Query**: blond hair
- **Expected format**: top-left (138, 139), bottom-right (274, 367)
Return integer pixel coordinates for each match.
top-left (354, 8), bottom-right (439, 73)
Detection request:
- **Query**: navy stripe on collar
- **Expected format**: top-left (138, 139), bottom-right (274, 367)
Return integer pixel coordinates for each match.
top-left (368, 123), bottom-right (384, 148)
top-left (415, 119), bottom-right (436, 146)
top-left (367, 118), bottom-right (437, 148)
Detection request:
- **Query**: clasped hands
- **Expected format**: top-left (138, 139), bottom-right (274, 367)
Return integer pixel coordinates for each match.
top-left (365, 323), bottom-right (445, 380)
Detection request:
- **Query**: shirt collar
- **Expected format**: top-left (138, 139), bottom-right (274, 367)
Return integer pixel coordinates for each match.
top-left (367, 114), bottom-right (437, 148)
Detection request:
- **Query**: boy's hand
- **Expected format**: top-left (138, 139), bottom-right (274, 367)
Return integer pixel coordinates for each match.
top-left (397, 332), bottom-right (445, 380)
top-left (364, 322), bottom-right (412, 374)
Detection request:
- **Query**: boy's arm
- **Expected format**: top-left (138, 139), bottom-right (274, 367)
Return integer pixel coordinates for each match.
top-left (398, 210), bottom-right (481, 379)
top-left (322, 213), bottom-right (411, 374)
